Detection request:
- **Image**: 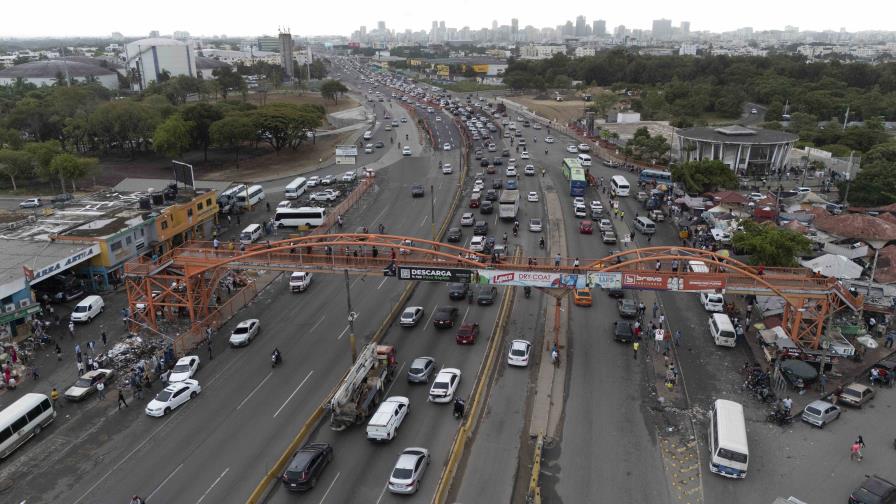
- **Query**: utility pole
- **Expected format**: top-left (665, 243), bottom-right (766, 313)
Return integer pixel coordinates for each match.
top-left (430, 184), bottom-right (436, 241)
top-left (344, 269), bottom-right (358, 363)
top-left (842, 151), bottom-right (855, 207)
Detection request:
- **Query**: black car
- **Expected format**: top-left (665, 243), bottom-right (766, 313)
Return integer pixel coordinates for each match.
top-left (850, 474), bottom-right (896, 504)
top-left (480, 159), bottom-right (490, 167)
top-left (411, 184), bottom-right (425, 197)
top-left (375, 141), bottom-right (385, 148)
top-left (447, 282), bottom-right (469, 300)
top-left (473, 220), bottom-right (488, 236)
top-left (282, 442), bottom-right (333, 492)
top-left (493, 158), bottom-right (503, 166)
top-left (433, 306), bottom-right (460, 328)
top-left (477, 286), bottom-right (498, 305)
top-left (501, 149), bottom-right (510, 157)
top-left (485, 189), bottom-right (498, 201)
top-left (480, 201), bottom-right (494, 214)
top-left (446, 227), bottom-right (462, 242)
top-left (607, 288), bottom-right (625, 299)
top-left (492, 179), bottom-right (504, 189)
top-left (617, 299), bottom-right (638, 318)
top-left (613, 321), bottom-right (635, 343)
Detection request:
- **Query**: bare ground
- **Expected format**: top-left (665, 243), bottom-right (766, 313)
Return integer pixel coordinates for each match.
top-left (513, 95), bottom-right (590, 125)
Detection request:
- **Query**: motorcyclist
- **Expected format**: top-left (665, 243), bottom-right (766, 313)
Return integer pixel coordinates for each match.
top-left (780, 396), bottom-right (793, 416)
top-left (539, 237), bottom-right (545, 249)
top-left (533, 136), bottom-right (537, 143)
top-left (453, 396), bottom-right (465, 418)
top-left (551, 344), bottom-right (560, 366)
top-left (524, 286), bottom-right (532, 298)
top-left (272, 348), bottom-right (282, 365)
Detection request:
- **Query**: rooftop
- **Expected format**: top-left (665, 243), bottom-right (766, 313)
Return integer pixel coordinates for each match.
top-left (677, 126), bottom-right (798, 144)
top-left (0, 59), bottom-right (116, 79)
top-left (0, 240), bottom-right (97, 296)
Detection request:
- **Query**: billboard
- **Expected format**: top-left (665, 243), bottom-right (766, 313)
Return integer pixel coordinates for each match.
top-left (335, 145), bottom-right (358, 156)
top-left (682, 275), bottom-right (726, 292)
top-left (398, 267), bottom-right (473, 283)
top-left (475, 269), bottom-right (580, 288)
top-left (586, 272), bottom-right (623, 289)
top-left (622, 272), bottom-right (681, 291)
top-left (172, 161), bottom-right (195, 188)
top-left (472, 64), bottom-right (490, 74)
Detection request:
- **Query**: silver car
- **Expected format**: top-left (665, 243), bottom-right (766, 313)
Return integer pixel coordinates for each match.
top-left (529, 218), bottom-right (543, 232)
top-left (801, 400), bottom-right (841, 428)
top-left (388, 447), bottom-right (430, 494)
top-left (407, 357), bottom-right (436, 383)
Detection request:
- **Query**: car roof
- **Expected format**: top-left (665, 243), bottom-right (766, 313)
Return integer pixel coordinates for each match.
top-left (511, 339), bottom-right (530, 348)
top-left (396, 448), bottom-right (427, 469)
top-left (437, 368), bottom-right (461, 378)
top-left (175, 356), bottom-right (196, 364)
top-left (411, 356), bottom-right (434, 365)
top-left (237, 319), bottom-right (257, 327)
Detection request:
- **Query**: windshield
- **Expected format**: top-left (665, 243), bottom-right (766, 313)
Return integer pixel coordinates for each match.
top-left (717, 448), bottom-right (748, 464)
top-left (511, 348), bottom-right (526, 357)
top-left (74, 306), bottom-right (88, 313)
top-left (155, 390), bottom-right (173, 402)
top-left (173, 364), bottom-right (191, 373)
top-left (74, 378), bottom-right (92, 388)
top-left (392, 468), bottom-right (414, 480)
top-left (233, 326), bottom-right (249, 334)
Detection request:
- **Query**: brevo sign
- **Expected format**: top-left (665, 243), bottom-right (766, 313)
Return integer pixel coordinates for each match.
top-left (30, 245), bottom-right (101, 285)
top-left (398, 267), bottom-right (473, 283)
top-left (622, 272), bottom-right (681, 291)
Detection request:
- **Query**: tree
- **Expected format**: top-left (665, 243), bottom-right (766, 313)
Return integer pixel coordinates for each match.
top-left (25, 140), bottom-right (64, 189)
top-left (320, 80), bottom-right (348, 105)
top-left (247, 103), bottom-right (324, 153)
top-left (0, 150), bottom-right (32, 191)
top-left (48, 153), bottom-right (97, 193)
top-left (671, 160), bottom-right (739, 194)
top-left (212, 66), bottom-right (245, 99)
top-left (210, 114), bottom-right (256, 168)
top-left (181, 103), bottom-right (224, 161)
top-left (152, 115), bottom-right (192, 158)
top-left (732, 221), bottom-right (811, 267)
top-left (841, 142), bottom-right (896, 206)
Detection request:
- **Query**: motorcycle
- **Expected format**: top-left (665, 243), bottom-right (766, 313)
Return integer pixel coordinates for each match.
top-left (539, 238), bottom-right (545, 249)
top-left (524, 286), bottom-right (532, 298)
top-left (766, 408), bottom-right (791, 426)
top-left (271, 351), bottom-right (282, 368)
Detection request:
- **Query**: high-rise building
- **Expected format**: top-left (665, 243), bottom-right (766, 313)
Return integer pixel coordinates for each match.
top-left (512, 18), bottom-right (519, 41)
top-left (680, 21), bottom-right (690, 35)
top-left (593, 20), bottom-right (606, 37)
top-left (360, 26), bottom-right (367, 38)
top-left (614, 25), bottom-right (626, 39)
top-left (652, 19), bottom-right (673, 40)
top-left (377, 21), bottom-right (386, 31)
top-left (564, 21), bottom-right (574, 37)
top-left (575, 15), bottom-right (587, 37)
top-left (149, 30), bottom-right (160, 38)
top-left (278, 32), bottom-right (294, 79)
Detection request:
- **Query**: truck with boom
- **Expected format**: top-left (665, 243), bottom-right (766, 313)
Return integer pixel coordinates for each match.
top-left (498, 189), bottom-right (520, 221)
top-left (328, 343), bottom-right (397, 430)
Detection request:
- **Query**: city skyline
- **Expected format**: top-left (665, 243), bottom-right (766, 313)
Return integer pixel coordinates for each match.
top-left (0, 0), bottom-right (891, 38)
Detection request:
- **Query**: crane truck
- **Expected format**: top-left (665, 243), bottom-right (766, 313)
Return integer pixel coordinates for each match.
top-left (328, 343), bottom-right (397, 430)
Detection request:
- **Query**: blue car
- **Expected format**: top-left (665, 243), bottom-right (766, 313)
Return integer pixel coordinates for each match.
top-left (505, 179), bottom-right (518, 190)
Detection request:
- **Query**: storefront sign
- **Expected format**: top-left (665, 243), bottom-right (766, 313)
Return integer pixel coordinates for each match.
top-left (398, 267), bottom-right (473, 283)
top-left (0, 303), bottom-right (41, 325)
top-left (30, 245), bottom-right (100, 285)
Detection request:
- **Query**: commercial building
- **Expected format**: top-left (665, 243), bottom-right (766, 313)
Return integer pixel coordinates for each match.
top-left (519, 44), bottom-right (567, 60)
top-left (675, 125), bottom-right (799, 175)
top-left (0, 60), bottom-right (119, 90)
top-left (279, 32), bottom-right (295, 79)
top-left (125, 38), bottom-right (195, 91)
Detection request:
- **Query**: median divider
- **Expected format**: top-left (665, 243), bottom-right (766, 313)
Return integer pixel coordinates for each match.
top-left (431, 249), bottom-right (520, 504)
top-left (246, 111), bottom-right (471, 504)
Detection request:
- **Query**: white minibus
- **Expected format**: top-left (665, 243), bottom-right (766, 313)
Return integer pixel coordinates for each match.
top-left (235, 185), bottom-right (265, 209)
top-left (240, 224), bottom-right (263, 244)
top-left (0, 393), bottom-right (56, 459)
top-left (283, 177), bottom-right (308, 200)
top-left (708, 399), bottom-right (749, 478)
top-left (708, 313), bottom-right (737, 347)
top-left (610, 175), bottom-right (630, 197)
top-left (273, 207), bottom-right (327, 228)
top-left (577, 153), bottom-right (592, 166)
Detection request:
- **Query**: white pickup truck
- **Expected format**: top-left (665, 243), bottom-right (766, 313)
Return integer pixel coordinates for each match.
top-left (289, 271), bottom-right (313, 293)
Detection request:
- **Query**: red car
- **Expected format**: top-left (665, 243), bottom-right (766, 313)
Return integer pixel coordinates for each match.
top-left (456, 323), bottom-right (480, 345)
top-left (579, 221), bottom-right (593, 234)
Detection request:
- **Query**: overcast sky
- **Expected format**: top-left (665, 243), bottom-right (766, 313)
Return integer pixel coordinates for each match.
top-left (1, 0), bottom-right (888, 38)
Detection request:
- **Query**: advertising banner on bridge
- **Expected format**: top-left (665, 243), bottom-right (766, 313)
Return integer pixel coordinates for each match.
top-left (475, 269), bottom-right (580, 288)
top-left (586, 272), bottom-right (623, 289)
top-left (622, 272), bottom-right (681, 291)
top-left (682, 275), bottom-right (727, 292)
top-left (398, 266), bottom-right (473, 283)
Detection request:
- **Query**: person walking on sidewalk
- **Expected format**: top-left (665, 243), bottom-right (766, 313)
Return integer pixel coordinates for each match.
top-left (67, 321), bottom-right (75, 339)
top-left (117, 387), bottom-right (128, 409)
top-left (632, 341), bottom-right (640, 360)
top-left (96, 379), bottom-right (106, 400)
top-left (51, 387), bottom-right (61, 408)
top-left (101, 330), bottom-right (107, 348)
top-left (674, 329), bottom-right (682, 347)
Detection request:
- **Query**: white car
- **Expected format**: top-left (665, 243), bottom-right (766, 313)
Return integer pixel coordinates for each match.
top-left (544, 136), bottom-right (555, 143)
top-left (145, 379), bottom-right (201, 417)
top-left (443, 143), bottom-right (452, 151)
top-left (306, 176), bottom-right (320, 187)
top-left (590, 200), bottom-right (603, 213)
top-left (577, 143), bottom-right (591, 152)
top-left (402, 146), bottom-right (412, 156)
top-left (309, 189), bottom-right (340, 202)
top-left (365, 144), bottom-right (374, 153)
top-left (520, 151), bottom-right (530, 160)
top-left (19, 198), bottom-right (41, 208)
top-left (229, 319), bottom-right (260, 347)
top-left (428, 368), bottom-right (461, 403)
top-left (168, 355), bottom-right (200, 383)
top-left (573, 197), bottom-right (585, 207)
top-left (435, 116), bottom-right (442, 122)
top-left (507, 340), bottom-right (532, 367)
top-left (527, 192), bottom-right (539, 202)
top-left (277, 200), bottom-right (291, 208)
top-left (524, 165), bottom-right (536, 176)
top-left (342, 171), bottom-right (357, 182)
top-left (505, 166), bottom-right (517, 177)
top-left (400, 306), bottom-right (425, 327)
top-left (473, 180), bottom-right (484, 192)
top-left (460, 213), bottom-right (475, 226)
top-left (566, 145), bottom-right (579, 153)
top-left (528, 218), bottom-right (543, 232)
top-left (388, 447), bottom-right (430, 495)
top-left (748, 192), bottom-right (765, 201)
top-left (574, 204), bottom-right (587, 218)
top-left (65, 368), bottom-right (114, 401)
top-left (598, 219), bottom-right (614, 232)
top-left (469, 236), bottom-right (486, 252)
top-left (442, 163), bottom-right (453, 174)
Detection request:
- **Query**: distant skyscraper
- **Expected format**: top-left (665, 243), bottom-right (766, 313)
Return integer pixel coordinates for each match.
top-left (149, 30), bottom-right (160, 38)
top-left (652, 18), bottom-right (673, 40)
top-left (593, 20), bottom-right (606, 37)
top-left (377, 21), bottom-right (386, 31)
top-left (564, 21), bottom-right (574, 37)
top-left (512, 18), bottom-right (519, 41)
top-left (680, 21), bottom-right (690, 35)
top-left (278, 32), bottom-right (294, 80)
top-left (614, 25), bottom-right (626, 39)
top-left (360, 26), bottom-right (367, 37)
top-left (575, 15), bottom-right (587, 37)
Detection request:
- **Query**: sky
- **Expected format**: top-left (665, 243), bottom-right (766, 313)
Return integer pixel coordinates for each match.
top-left (1, 0), bottom-right (891, 38)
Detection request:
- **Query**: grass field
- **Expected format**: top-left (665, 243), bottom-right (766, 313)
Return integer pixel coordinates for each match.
top-left (244, 91), bottom-right (360, 114)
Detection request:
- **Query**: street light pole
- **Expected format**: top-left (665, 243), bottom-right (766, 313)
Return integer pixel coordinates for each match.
top-left (430, 184), bottom-right (436, 242)
top-left (344, 269), bottom-right (358, 363)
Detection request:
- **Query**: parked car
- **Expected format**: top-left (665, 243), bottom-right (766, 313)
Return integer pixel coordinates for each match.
top-left (849, 474), bottom-right (896, 504)
top-left (65, 369), bottom-right (114, 401)
top-left (613, 321), bottom-right (635, 342)
top-left (144, 379), bottom-right (201, 417)
top-left (229, 319), bottom-right (260, 347)
top-left (617, 299), bottom-right (638, 318)
top-left (167, 355), bottom-right (200, 383)
top-left (407, 357), bottom-right (436, 383)
top-left (838, 382), bottom-right (875, 407)
top-left (801, 400), bottom-right (841, 428)
top-left (281, 442), bottom-right (334, 492)
top-left (19, 198), bottom-right (41, 208)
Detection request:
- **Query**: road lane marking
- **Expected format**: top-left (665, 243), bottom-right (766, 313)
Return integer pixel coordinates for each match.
top-left (72, 418), bottom-right (177, 504)
top-left (311, 315), bottom-right (326, 332)
top-left (461, 305), bottom-right (470, 325)
top-left (375, 483), bottom-right (389, 504)
top-left (237, 372), bottom-right (272, 410)
top-left (273, 370), bottom-right (314, 418)
top-left (372, 206), bottom-right (389, 228)
top-left (377, 277), bottom-right (389, 289)
top-left (351, 275), bottom-right (363, 288)
top-left (317, 472), bottom-right (341, 504)
top-left (383, 363), bottom-right (406, 397)
top-left (420, 215), bottom-right (428, 227)
top-left (195, 467), bottom-right (229, 504)
top-left (424, 307), bottom-right (436, 327)
top-left (147, 463), bottom-right (183, 501)
top-left (205, 355), bottom-right (241, 387)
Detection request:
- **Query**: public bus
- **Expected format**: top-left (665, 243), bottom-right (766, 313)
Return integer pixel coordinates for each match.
top-left (708, 399), bottom-right (749, 479)
top-left (610, 175), bottom-right (631, 197)
top-left (0, 393), bottom-right (56, 459)
top-left (273, 207), bottom-right (327, 228)
top-left (561, 158), bottom-right (588, 197)
top-left (283, 177), bottom-right (308, 200)
top-left (639, 169), bottom-right (673, 186)
top-left (234, 185), bottom-right (266, 209)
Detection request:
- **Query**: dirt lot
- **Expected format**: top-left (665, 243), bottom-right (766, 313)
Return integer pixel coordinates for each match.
top-left (513, 95), bottom-right (590, 125)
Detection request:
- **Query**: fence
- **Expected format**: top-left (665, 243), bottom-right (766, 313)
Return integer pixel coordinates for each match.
top-left (171, 280), bottom-right (260, 355)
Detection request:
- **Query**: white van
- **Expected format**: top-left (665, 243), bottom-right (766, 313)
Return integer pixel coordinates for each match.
top-left (240, 224), bottom-right (263, 245)
top-left (708, 313), bottom-right (736, 347)
top-left (70, 295), bottom-right (104, 323)
top-left (363, 130), bottom-right (373, 140)
top-left (700, 293), bottom-right (725, 312)
top-left (633, 216), bottom-right (656, 235)
top-left (0, 393), bottom-right (55, 459)
top-left (708, 399), bottom-right (749, 478)
top-left (366, 396), bottom-right (409, 441)
top-left (577, 153), bottom-right (592, 166)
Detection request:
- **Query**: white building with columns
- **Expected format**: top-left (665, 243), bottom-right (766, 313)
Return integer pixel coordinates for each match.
top-left (675, 125), bottom-right (798, 175)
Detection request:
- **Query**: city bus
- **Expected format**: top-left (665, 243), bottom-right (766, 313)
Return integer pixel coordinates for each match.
top-left (639, 169), bottom-right (673, 186)
top-left (561, 158), bottom-right (588, 197)
top-left (273, 207), bottom-right (327, 228)
top-left (610, 175), bottom-right (631, 197)
top-left (283, 177), bottom-right (308, 199)
top-left (234, 185), bottom-right (266, 209)
top-left (708, 399), bottom-right (749, 478)
top-left (0, 393), bottom-right (56, 459)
